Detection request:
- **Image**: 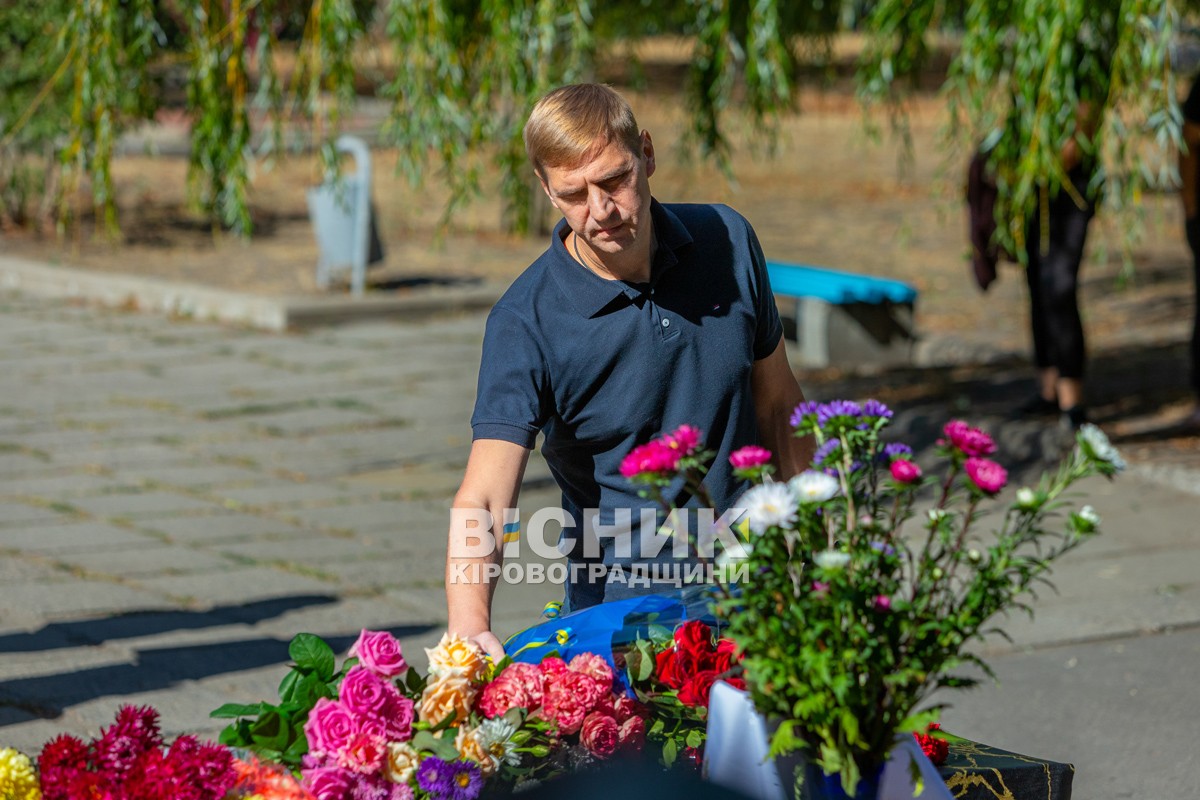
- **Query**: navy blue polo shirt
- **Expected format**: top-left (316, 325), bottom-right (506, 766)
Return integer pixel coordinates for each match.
top-left (471, 199), bottom-right (783, 609)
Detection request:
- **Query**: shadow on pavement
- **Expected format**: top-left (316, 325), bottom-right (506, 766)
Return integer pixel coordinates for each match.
top-left (0, 595), bottom-right (341, 654)
top-left (0, 622), bottom-right (438, 722)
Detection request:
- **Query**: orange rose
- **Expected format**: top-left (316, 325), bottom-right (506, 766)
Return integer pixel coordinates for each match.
top-left (455, 727), bottom-right (496, 777)
top-left (419, 674), bottom-right (476, 728)
top-left (425, 633), bottom-right (488, 682)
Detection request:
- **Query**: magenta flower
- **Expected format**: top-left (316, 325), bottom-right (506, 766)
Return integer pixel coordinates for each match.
top-left (730, 445), bottom-right (772, 470)
top-left (941, 420), bottom-right (996, 457)
top-left (349, 629), bottom-right (408, 678)
top-left (811, 581), bottom-right (830, 598)
top-left (666, 424), bottom-right (702, 455)
top-left (619, 440), bottom-right (681, 478)
top-left (872, 595), bottom-right (892, 611)
top-left (965, 457), bottom-right (1008, 495)
top-left (889, 459), bottom-right (922, 484)
top-left (303, 765), bottom-right (356, 800)
top-left (305, 698), bottom-right (356, 757)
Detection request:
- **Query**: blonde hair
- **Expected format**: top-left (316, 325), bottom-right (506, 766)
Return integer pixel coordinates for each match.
top-left (523, 84), bottom-right (642, 175)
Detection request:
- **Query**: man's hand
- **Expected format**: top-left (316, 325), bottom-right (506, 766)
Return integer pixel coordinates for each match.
top-left (445, 438), bottom-right (530, 666)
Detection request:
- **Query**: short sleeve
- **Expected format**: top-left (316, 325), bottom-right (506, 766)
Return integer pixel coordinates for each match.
top-left (1185, 80), bottom-right (1200, 124)
top-left (745, 219), bottom-right (784, 360)
top-left (470, 307), bottom-right (549, 448)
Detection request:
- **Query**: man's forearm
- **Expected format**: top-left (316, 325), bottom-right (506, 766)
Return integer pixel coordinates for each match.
top-left (445, 502), bottom-right (506, 636)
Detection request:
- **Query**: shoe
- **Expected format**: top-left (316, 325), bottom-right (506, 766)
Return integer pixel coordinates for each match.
top-left (1014, 394), bottom-right (1059, 419)
top-left (1060, 405), bottom-right (1088, 433)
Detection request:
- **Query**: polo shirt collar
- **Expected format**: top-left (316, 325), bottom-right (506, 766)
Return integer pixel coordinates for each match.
top-left (549, 198), bottom-right (694, 318)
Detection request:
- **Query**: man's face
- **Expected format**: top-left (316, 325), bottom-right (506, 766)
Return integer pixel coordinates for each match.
top-left (538, 131), bottom-right (656, 260)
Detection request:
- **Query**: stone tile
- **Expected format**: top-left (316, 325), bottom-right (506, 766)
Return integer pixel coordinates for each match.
top-left (213, 533), bottom-right (384, 565)
top-left (137, 512), bottom-right (304, 544)
top-left (1, 471), bottom-right (136, 497)
top-left (1, 521), bottom-right (161, 553)
top-left (0, 499), bottom-right (73, 526)
top-left (49, 543), bottom-right (239, 578)
top-left (132, 566), bottom-right (333, 605)
top-left (68, 490), bottom-right (226, 518)
top-left (112, 462), bottom-right (266, 488)
top-left (212, 481), bottom-right (366, 509)
top-left (0, 579), bottom-right (171, 619)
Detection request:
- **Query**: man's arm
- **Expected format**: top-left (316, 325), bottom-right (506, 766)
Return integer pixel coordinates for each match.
top-left (751, 337), bottom-right (814, 480)
top-left (446, 438), bottom-right (531, 661)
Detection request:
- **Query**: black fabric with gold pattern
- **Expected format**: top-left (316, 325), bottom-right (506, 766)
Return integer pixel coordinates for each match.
top-left (938, 735), bottom-right (1074, 800)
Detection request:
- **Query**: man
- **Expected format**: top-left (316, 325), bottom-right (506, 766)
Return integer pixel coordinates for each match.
top-left (1178, 79), bottom-right (1200, 430)
top-left (446, 84), bottom-right (812, 660)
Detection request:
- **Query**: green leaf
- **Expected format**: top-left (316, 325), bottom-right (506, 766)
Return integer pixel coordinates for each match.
top-left (685, 729), bottom-right (704, 749)
top-left (210, 702), bottom-right (265, 719)
top-left (289, 633), bottom-right (336, 680)
top-left (248, 710), bottom-right (291, 753)
top-left (662, 737), bottom-right (678, 767)
top-left (277, 670), bottom-right (302, 704)
top-left (413, 729), bottom-right (460, 762)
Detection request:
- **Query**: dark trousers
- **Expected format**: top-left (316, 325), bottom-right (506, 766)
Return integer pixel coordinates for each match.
top-left (1025, 181), bottom-right (1095, 381)
top-left (1185, 217), bottom-right (1200, 394)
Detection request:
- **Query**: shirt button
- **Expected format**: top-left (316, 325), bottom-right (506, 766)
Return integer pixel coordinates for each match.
top-left (661, 318), bottom-right (670, 328)
top-left (650, 288), bottom-right (656, 295)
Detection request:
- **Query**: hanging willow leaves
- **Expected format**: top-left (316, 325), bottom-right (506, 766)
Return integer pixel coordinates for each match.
top-left (2, 0), bottom-right (1197, 245)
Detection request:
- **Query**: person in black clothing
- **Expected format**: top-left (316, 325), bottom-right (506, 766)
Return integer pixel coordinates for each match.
top-left (1177, 79), bottom-right (1200, 430)
top-left (1015, 106), bottom-right (1101, 432)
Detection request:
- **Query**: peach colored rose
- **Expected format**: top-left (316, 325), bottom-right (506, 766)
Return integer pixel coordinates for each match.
top-left (419, 674), bottom-right (476, 728)
top-left (454, 727), bottom-right (496, 777)
top-left (384, 740), bottom-right (419, 785)
top-left (425, 633), bottom-right (487, 683)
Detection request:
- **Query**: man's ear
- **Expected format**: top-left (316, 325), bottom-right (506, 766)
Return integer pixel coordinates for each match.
top-left (641, 130), bottom-right (656, 178)
top-left (536, 170), bottom-right (559, 209)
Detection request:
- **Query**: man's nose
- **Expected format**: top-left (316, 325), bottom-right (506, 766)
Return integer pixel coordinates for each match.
top-left (588, 186), bottom-right (615, 219)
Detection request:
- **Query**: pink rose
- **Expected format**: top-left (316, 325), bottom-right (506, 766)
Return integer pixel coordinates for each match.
top-left (729, 445), bottom-right (772, 470)
top-left (335, 728), bottom-right (388, 775)
top-left (611, 695), bottom-right (647, 723)
top-left (889, 459), bottom-right (922, 483)
top-left (618, 715), bottom-right (646, 752)
top-left (349, 630), bottom-right (408, 678)
top-left (965, 457), bottom-right (1007, 495)
top-left (305, 698), bottom-right (355, 757)
top-left (302, 765), bottom-right (355, 800)
top-left (580, 712), bottom-right (620, 758)
top-left (340, 666), bottom-right (397, 718)
top-left (568, 653), bottom-right (614, 689)
top-left (542, 671), bottom-right (602, 734)
top-left (477, 675), bottom-right (532, 719)
top-left (380, 695), bottom-right (415, 743)
top-left (501, 662), bottom-right (545, 707)
top-left (538, 657), bottom-right (569, 677)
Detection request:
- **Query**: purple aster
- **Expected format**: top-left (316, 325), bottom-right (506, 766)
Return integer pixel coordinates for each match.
top-left (790, 400), bottom-right (820, 429)
top-left (861, 399), bottom-right (894, 420)
top-left (812, 438), bottom-right (842, 467)
top-left (448, 760), bottom-right (483, 800)
top-left (417, 756), bottom-right (456, 798)
top-left (882, 442), bottom-right (914, 462)
top-left (870, 541), bottom-right (897, 556)
top-left (817, 400), bottom-right (862, 427)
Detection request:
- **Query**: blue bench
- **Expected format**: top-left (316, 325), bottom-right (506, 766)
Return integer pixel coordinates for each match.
top-left (765, 261), bottom-right (918, 368)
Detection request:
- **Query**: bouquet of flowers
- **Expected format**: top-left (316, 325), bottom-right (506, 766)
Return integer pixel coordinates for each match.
top-left (623, 619), bottom-right (743, 768)
top-left (36, 705), bottom-right (236, 800)
top-left (216, 628), bottom-right (650, 799)
top-left (622, 399), bottom-right (1125, 797)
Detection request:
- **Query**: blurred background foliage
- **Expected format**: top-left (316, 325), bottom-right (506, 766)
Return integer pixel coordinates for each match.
top-left (0, 0), bottom-right (1193, 254)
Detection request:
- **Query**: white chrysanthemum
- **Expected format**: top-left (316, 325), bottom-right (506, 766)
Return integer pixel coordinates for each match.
top-left (813, 549), bottom-right (851, 570)
top-left (738, 482), bottom-right (799, 534)
top-left (1079, 505), bottom-right (1100, 526)
top-left (476, 717), bottom-right (522, 770)
top-left (788, 470), bottom-right (841, 503)
top-left (927, 508), bottom-right (946, 523)
top-left (1015, 487), bottom-right (1038, 510)
top-left (1078, 423), bottom-right (1127, 472)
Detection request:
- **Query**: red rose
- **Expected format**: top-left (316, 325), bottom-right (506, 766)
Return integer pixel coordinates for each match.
top-left (655, 647), bottom-right (684, 690)
top-left (712, 638), bottom-right (740, 675)
top-left (618, 715), bottom-right (646, 752)
top-left (914, 723), bottom-right (949, 766)
top-left (674, 620), bottom-right (714, 659)
top-left (611, 695), bottom-right (648, 723)
top-left (676, 669), bottom-right (718, 707)
top-left (580, 712), bottom-right (620, 758)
